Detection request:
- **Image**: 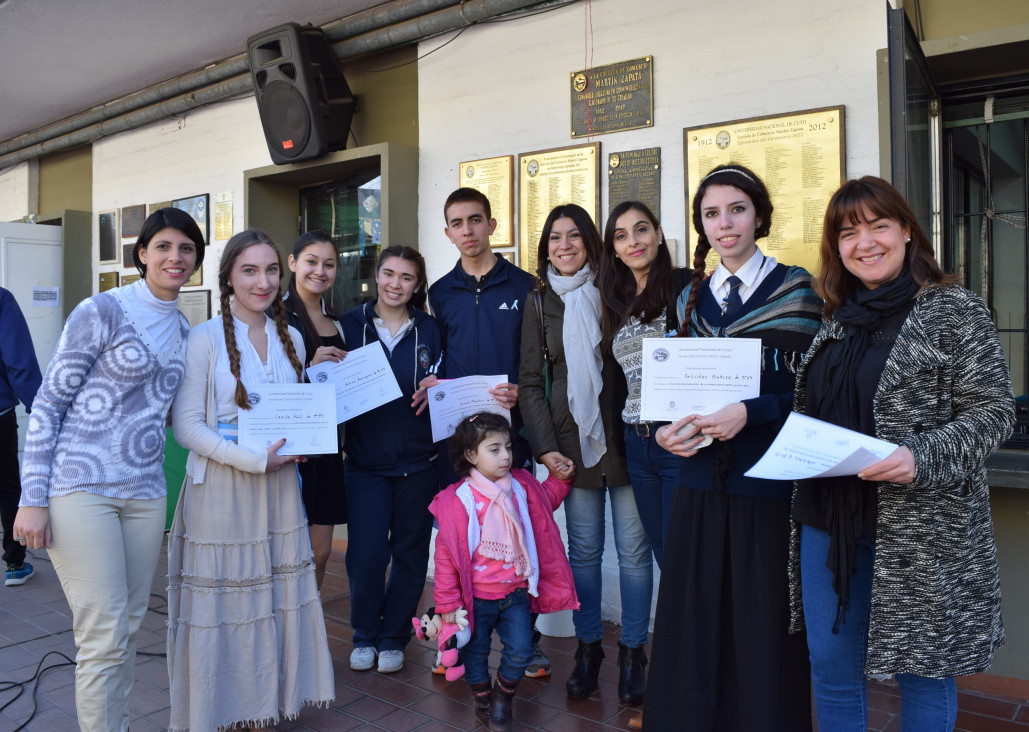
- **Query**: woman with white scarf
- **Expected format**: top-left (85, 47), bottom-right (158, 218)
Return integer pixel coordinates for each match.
top-left (519, 204), bottom-right (652, 709)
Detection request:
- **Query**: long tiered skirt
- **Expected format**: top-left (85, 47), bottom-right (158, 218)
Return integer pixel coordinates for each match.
top-left (167, 460), bottom-right (334, 731)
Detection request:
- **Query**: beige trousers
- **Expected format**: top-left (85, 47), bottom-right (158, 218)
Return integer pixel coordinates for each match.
top-left (48, 491), bottom-right (165, 732)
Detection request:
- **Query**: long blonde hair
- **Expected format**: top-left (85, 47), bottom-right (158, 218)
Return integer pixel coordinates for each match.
top-left (218, 230), bottom-right (304, 409)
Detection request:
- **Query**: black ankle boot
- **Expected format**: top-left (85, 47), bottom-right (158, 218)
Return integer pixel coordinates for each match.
top-left (617, 643), bottom-right (648, 706)
top-left (565, 639), bottom-right (605, 699)
top-left (470, 679), bottom-right (492, 727)
top-left (489, 673), bottom-right (519, 731)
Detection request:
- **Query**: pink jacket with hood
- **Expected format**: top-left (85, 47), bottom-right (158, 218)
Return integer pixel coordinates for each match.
top-left (429, 467), bottom-right (579, 633)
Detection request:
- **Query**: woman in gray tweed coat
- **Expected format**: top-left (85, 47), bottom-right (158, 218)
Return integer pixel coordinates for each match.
top-left (789, 176), bottom-right (1015, 731)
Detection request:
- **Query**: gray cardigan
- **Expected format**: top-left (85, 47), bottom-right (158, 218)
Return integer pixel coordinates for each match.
top-left (519, 285), bottom-right (630, 490)
top-left (788, 284), bottom-right (1015, 677)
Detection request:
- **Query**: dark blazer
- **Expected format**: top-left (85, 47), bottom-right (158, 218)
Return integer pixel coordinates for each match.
top-left (519, 284), bottom-right (630, 490)
top-left (788, 284), bottom-right (1015, 677)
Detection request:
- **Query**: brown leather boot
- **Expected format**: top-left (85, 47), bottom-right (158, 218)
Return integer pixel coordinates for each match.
top-left (470, 678), bottom-right (492, 727)
top-left (627, 710), bottom-right (643, 729)
top-left (488, 673), bottom-right (520, 731)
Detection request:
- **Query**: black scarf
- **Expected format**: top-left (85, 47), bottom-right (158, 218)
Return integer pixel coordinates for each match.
top-left (816, 268), bottom-right (919, 632)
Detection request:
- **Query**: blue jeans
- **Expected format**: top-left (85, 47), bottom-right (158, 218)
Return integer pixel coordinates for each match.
top-left (801, 525), bottom-right (958, 732)
top-left (623, 425), bottom-right (680, 568)
top-left (564, 483), bottom-right (653, 647)
top-left (463, 588), bottom-right (532, 684)
top-left (344, 463), bottom-right (437, 652)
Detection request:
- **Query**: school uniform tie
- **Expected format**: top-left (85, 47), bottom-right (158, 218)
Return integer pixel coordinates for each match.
top-left (722, 275), bottom-right (743, 319)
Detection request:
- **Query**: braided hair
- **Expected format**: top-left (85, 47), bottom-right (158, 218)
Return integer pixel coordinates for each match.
top-left (218, 230), bottom-right (304, 409)
top-left (677, 164), bottom-right (773, 336)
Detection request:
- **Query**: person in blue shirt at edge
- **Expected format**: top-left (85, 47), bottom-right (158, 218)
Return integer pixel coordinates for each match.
top-left (340, 245), bottom-right (443, 675)
top-left (0, 288), bottom-right (42, 587)
top-left (423, 187), bottom-right (548, 678)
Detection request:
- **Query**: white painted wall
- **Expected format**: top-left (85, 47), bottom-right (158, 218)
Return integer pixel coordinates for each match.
top-left (416, 0), bottom-right (887, 282)
top-left (416, 0), bottom-right (887, 630)
top-left (91, 97), bottom-right (272, 292)
top-left (0, 161), bottom-right (35, 222)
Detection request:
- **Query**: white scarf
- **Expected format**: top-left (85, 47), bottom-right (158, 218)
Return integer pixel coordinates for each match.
top-left (546, 263), bottom-right (606, 467)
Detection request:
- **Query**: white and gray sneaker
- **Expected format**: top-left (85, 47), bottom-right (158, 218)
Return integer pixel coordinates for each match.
top-left (350, 647), bottom-right (377, 671)
top-left (377, 649), bottom-right (405, 673)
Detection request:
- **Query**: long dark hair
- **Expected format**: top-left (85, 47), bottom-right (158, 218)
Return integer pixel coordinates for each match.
top-left (535, 204), bottom-right (603, 289)
top-left (817, 176), bottom-right (954, 318)
top-left (376, 245), bottom-right (428, 312)
top-left (677, 164), bottom-right (773, 335)
top-left (599, 201), bottom-right (674, 352)
top-left (283, 230), bottom-right (339, 361)
top-left (133, 207), bottom-right (206, 277)
top-left (218, 230), bottom-right (304, 409)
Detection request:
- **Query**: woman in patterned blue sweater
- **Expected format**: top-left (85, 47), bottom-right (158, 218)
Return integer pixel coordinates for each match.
top-left (14, 208), bottom-right (205, 731)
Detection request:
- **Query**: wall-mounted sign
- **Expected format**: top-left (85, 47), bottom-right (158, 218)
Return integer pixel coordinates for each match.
top-left (179, 290), bottom-right (212, 328)
top-left (518, 143), bottom-right (601, 276)
top-left (571, 56), bottom-right (653, 138)
top-left (98, 271), bottom-right (119, 292)
top-left (684, 106), bottom-right (845, 275)
top-left (459, 155), bottom-right (514, 248)
top-left (608, 147), bottom-right (661, 221)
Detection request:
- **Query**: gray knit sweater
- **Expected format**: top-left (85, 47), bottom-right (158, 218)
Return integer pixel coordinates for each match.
top-left (788, 284), bottom-right (1015, 677)
top-left (20, 292), bottom-right (188, 506)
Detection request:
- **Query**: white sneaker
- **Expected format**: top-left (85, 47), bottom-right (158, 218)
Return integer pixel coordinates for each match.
top-left (350, 647), bottom-right (377, 671)
top-left (377, 649), bottom-right (405, 673)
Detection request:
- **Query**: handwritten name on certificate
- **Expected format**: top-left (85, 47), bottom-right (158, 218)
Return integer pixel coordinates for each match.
top-left (238, 384), bottom-right (338, 455)
top-left (306, 342), bottom-right (403, 423)
top-left (744, 412), bottom-right (897, 481)
top-left (640, 337), bottom-right (761, 422)
top-left (427, 375), bottom-right (511, 443)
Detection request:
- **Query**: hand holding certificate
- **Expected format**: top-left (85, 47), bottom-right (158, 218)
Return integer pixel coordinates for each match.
top-left (238, 384), bottom-right (338, 455)
top-left (744, 412), bottom-right (897, 481)
top-left (306, 342), bottom-right (403, 423)
top-left (427, 375), bottom-right (511, 442)
top-left (640, 337), bottom-right (761, 422)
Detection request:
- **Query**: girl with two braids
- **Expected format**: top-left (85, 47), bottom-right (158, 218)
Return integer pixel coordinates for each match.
top-left (644, 165), bottom-right (821, 731)
top-left (168, 230), bottom-right (333, 731)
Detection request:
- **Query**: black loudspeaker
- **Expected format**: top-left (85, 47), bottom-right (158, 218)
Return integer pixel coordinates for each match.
top-left (246, 23), bottom-right (356, 165)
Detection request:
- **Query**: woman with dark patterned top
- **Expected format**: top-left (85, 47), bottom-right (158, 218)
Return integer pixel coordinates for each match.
top-left (789, 176), bottom-right (1014, 731)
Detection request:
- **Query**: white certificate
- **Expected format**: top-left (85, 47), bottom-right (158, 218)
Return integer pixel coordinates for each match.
top-left (237, 384), bottom-right (338, 455)
top-left (640, 337), bottom-right (761, 421)
top-left (427, 374), bottom-right (511, 442)
top-left (744, 412), bottom-right (897, 481)
top-left (306, 342), bottom-right (403, 423)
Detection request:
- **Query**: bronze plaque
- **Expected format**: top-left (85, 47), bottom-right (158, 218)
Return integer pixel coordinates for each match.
top-left (122, 273), bottom-right (142, 286)
top-left (684, 106), bottom-right (845, 275)
top-left (459, 155), bottom-right (514, 247)
top-left (98, 272), bottom-right (119, 292)
top-left (608, 147), bottom-right (661, 221)
top-left (518, 143), bottom-right (601, 276)
top-left (571, 57), bottom-right (653, 138)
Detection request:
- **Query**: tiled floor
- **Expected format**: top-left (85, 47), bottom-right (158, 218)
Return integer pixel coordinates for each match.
top-left (1, 542), bottom-right (1026, 731)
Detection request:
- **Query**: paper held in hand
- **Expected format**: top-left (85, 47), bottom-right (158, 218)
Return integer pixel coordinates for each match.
top-left (427, 374), bottom-right (511, 442)
top-left (237, 383), bottom-right (338, 455)
top-left (744, 412), bottom-right (897, 481)
top-left (306, 342), bottom-right (403, 423)
top-left (640, 337), bottom-right (761, 422)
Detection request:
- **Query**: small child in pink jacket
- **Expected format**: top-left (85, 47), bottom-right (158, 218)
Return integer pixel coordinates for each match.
top-left (429, 412), bottom-right (578, 732)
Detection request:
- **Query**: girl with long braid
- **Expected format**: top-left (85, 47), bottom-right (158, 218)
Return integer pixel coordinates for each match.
top-left (167, 230), bottom-right (334, 731)
top-left (644, 165), bottom-right (822, 731)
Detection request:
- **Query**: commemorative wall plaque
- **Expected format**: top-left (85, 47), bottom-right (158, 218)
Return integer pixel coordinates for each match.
top-left (518, 143), bottom-right (600, 276)
top-left (571, 57), bottom-right (653, 138)
top-left (608, 147), bottom-right (661, 220)
top-left (459, 155), bottom-right (514, 247)
top-left (684, 106), bottom-right (845, 274)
